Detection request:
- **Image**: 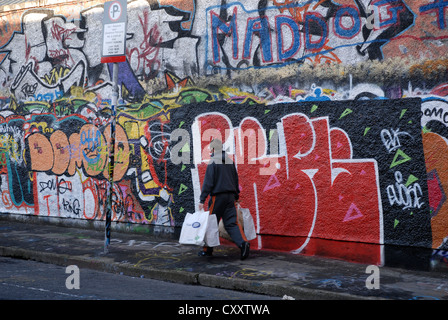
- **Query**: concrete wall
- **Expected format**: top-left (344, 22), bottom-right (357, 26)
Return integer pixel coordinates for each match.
top-left (0, 0), bottom-right (447, 266)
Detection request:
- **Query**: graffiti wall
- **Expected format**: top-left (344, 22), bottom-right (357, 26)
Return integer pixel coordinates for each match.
top-left (0, 0), bottom-right (447, 265)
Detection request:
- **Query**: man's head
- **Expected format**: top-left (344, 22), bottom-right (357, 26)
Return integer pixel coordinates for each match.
top-left (209, 138), bottom-right (223, 154)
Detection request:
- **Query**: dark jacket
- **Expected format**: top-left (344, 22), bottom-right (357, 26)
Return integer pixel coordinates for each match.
top-left (199, 151), bottom-right (240, 204)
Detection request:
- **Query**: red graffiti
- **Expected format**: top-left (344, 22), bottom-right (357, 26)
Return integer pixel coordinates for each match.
top-left (127, 8), bottom-right (162, 80)
top-left (194, 113), bottom-right (382, 263)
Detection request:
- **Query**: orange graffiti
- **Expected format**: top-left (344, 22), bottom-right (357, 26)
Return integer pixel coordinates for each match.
top-left (27, 123), bottom-right (130, 182)
top-left (423, 132), bottom-right (448, 248)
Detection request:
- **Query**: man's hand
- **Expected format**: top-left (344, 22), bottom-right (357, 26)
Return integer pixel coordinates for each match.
top-left (198, 203), bottom-right (204, 211)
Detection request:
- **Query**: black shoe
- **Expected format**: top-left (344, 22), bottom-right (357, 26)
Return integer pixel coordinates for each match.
top-left (240, 241), bottom-right (250, 260)
top-left (198, 248), bottom-right (213, 257)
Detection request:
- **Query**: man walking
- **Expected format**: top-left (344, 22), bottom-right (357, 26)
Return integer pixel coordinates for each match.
top-left (198, 139), bottom-right (250, 260)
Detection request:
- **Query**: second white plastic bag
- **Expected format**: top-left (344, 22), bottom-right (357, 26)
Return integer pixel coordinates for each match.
top-left (205, 214), bottom-right (220, 247)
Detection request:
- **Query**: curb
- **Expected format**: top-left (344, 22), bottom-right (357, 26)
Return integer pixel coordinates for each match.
top-left (0, 245), bottom-right (380, 300)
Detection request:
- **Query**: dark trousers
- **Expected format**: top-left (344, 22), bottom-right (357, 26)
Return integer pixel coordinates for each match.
top-left (206, 193), bottom-right (246, 249)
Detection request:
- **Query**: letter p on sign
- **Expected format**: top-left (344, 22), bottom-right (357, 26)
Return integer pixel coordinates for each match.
top-left (109, 1), bottom-right (122, 21)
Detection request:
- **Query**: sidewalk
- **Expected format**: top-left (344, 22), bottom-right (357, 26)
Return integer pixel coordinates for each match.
top-left (0, 216), bottom-right (447, 300)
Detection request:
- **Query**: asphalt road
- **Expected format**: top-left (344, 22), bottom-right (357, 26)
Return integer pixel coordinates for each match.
top-left (0, 256), bottom-right (281, 300)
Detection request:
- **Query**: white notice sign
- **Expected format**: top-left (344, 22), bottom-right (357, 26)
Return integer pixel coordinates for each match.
top-left (102, 22), bottom-right (126, 57)
top-left (101, 0), bottom-right (127, 63)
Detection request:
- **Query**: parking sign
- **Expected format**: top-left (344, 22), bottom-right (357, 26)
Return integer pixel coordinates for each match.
top-left (101, 0), bottom-right (127, 63)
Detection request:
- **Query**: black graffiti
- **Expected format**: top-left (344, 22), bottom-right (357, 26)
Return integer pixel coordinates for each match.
top-left (39, 178), bottom-right (73, 194)
top-left (424, 107), bottom-right (448, 123)
top-left (62, 198), bottom-right (81, 216)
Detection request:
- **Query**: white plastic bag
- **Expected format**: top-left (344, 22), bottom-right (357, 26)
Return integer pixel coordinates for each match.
top-left (205, 214), bottom-right (220, 247)
top-left (218, 205), bottom-right (257, 241)
top-left (179, 210), bottom-right (209, 245)
top-left (240, 207), bottom-right (256, 241)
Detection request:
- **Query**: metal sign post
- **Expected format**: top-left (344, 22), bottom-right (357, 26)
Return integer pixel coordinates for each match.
top-left (104, 63), bottom-right (118, 254)
top-left (101, 0), bottom-right (127, 253)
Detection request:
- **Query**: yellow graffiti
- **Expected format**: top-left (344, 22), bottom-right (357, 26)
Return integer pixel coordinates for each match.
top-left (41, 66), bottom-right (70, 85)
top-left (219, 86), bottom-right (266, 104)
top-left (70, 86), bottom-right (97, 103)
top-left (27, 121), bottom-right (54, 134)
